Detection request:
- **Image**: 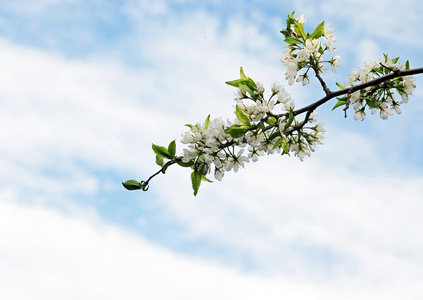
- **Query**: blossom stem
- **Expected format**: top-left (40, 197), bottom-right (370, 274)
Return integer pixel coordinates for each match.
top-left (309, 57), bottom-right (332, 96)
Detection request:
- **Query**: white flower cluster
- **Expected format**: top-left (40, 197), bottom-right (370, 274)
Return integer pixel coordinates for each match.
top-left (180, 83), bottom-right (326, 181)
top-left (181, 118), bottom-right (247, 181)
top-left (280, 14), bottom-right (341, 86)
top-left (346, 56), bottom-right (415, 121)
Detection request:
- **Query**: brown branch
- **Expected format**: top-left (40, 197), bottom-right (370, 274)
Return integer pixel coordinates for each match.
top-left (291, 66), bottom-right (423, 117)
top-left (309, 56), bottom-right (332, 96)
top-left (134, 66), bottom-right (423, 191)
top-left (141, 159), bottom-right (179, 189)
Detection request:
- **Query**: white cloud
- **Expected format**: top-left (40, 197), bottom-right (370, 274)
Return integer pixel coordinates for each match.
top-left (2, 196), bottom-right (423, 299)
top-left (318, 0), bottom-right (423, 44)
top-left (0, 0), bottom-right (77, 15)
top-left (146, 107), bottom-right (423, 286)
top-left (1, 2), bottom-right (423, 299)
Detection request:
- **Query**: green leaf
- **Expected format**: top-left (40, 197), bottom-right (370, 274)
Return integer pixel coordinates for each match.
top-left (168, 140), bottom-right (176, 158)
top-left (284, 37), bottom-right (303, 45)
top-left (406, 60), bottom-right (410, 70)
top-left (280, 29), bottom-right (291, 38)
top-left (272, 137), bottom-right (282, 150)
top-left (122, 180), bottom-right (142, 191)
top-left (224, 124), bottom-right (251, 139)
top-left (191, 170), bottom-right (202, 196)
top-left (225, 79), bottom-right (244, 87)
top-left (238, 82), bottom-right (254, 95)
top-left (366, 99), bottom-right (378, 108)
top-left (332, 99), bottom-right (348, 110)
top-left (336, 82), bottom-right (345, 90)
top-left (197, 162), bottom-right (209, 176)
top-left (201, 175), bottom-right (212, 183)
top-left (235, 105), bottom-right (251, 125)
top-left (155, 155), bottom-right (164, 166)
top-left (309, 21), bottom-right (325, 39)
top-left (284, 112), bottom-right (295, 131)
top-left (177, 160), bottom-right (194, 168)
top-left (152, 144), bottom-right (171, 159)
top-left (266, 117), bottom-right (276, 124)
top-left (247, 77), bottom-right (257, 89)
top-left (294, 21), bottom-right (306, 39)
top-left (257, 122), bottom-right (266, 131)
top-left (204, 115), bottom-right (211, 129)
top-left (281, 12), bottom-right (296, 38)
top-left (268, 131), bottom-right (281, 141)
top-left (287, 12), bottom-right (295, 26)
top-left (281, 138), bottom-right (289, 155)
top-left (185, 124), bottom-right (193, 130)
top-left (240, 67), bottom-right (248, 80)
top-left (225, 77), bottom-right (257, 97)
top-left (373, 67), bottom-right (382, 74)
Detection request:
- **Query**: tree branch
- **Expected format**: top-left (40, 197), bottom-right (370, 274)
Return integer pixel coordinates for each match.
top-left (309, 56), bottom-right (332, 96)
top-left (292, 66), bottom-right (423, 116)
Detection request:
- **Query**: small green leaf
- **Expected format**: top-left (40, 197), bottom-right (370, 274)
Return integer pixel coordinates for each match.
top-left (185, 124), bottom-right (193, 130)
top-left (225, 78), bottom-right (256, 97)
top-left (336, 82), bottom-right (345, 90)
top-left (383, 53), bottom-right (388, 63)
top-left (201, 175), bottom-right (212, 183)
top-left (272, 137), bottom-right (282, 150)
top-left (366, 99), bottom-right (378, 108)
top-left (225, 79), bottom-right (244, 87)
top-left (406, 60), bottom-right (410, 70)
top-left (332, 99), bottom-right (348, 110)
top-left (294, 21), bottom-right (306, 40)
top-left (309, 21), bottom-right (325, 39)
top-left (191, 170), bottom-right (202, 196)
top-left (152, 144), bottom-right (171, 159)
top-left (168, 140), bottom-right (176, 158)
top-left (240, 67), bottom-right (247, 80)
top-left (224, 124), bottom-right (251, 139)
top-left (257, 122), bottom-right (266, 131)
top-left (235, 105), bottom-right (251, 125)
top-left (122, 180), bottom-right (142, 191)
top-left (197, 162), bottom-right (209, 176)
top-left (266, 117), bottom-right (276, 124)
top-left (284, 37), bottom-right (303, 45)
top-left (247, 77), bottom-right (257, 88)
top-left (281, 138), bottom-right (289, 155)
top-left (281, 12), bottom-right (296, 38)
top-left (280, 29), bottom-right (291, 38)
top-left (268, 131), bottom-right (281, 141)
top-left (284, 112), bottom-right (295, 130)
top-left (155, 155), bottom-right (164, 166)
top-left (204, 115), bottom-right (211, 129)
top-left (373, 67), bottom-right (382, 74)
top-left (177, 160), bottom-right (194, 168)
top-left (238, 82), bottom-right (254, 95)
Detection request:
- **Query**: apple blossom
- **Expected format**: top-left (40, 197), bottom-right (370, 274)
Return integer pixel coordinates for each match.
top-left (123, 12), bottom-right (422, 196)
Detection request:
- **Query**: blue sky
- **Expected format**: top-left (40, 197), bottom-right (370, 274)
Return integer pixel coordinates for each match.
top-left (1, 0), bottom-right (423, 298)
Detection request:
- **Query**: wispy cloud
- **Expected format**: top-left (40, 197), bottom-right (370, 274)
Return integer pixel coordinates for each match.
top-left (2, 197), bottom-right (423, 299)
top-left (1, 0), bottom-right (423, 298)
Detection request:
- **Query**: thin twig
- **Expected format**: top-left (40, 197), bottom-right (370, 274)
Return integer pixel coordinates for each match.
top-left (309, 56), bottom-right (332, 96)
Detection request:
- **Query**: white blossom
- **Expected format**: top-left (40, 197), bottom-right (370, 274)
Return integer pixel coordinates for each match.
top-left (331, 55), bottom-right (341, 73)
top-left (304, 39), bottom-right (321, 54)
top-left (323, 24), bottom-right (336, 52)
top-left (345, 55), bottom-right (415, 121)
